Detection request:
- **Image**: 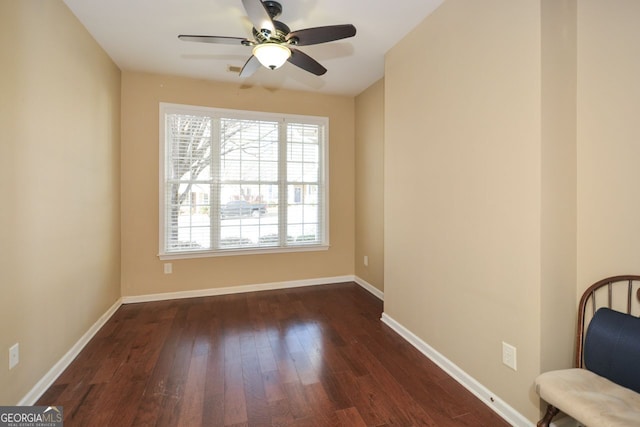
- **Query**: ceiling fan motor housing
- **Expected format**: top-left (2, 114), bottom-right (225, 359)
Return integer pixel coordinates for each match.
top-left (253, 20), bottom-right (290, 43)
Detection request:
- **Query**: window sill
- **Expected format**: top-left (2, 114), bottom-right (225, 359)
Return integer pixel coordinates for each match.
top-left (158, 244), bottom-right (329, 260)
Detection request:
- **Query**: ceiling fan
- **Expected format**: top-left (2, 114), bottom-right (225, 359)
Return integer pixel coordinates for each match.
top-left (178, 0), bottom-right (356, 77)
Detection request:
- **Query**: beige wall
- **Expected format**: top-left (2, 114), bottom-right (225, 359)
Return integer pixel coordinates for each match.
top-left (355, 79), bottom-right (384, 291)
top-left (540, 0), bottom-right (577, 373)
top-left (384, 0), bottom-right (543, 420)
top-left (576, 0), bottom-right (640, 293)
top-left (385, 0), bottom-right (640, 422)
top-left (121, 72), bottom-right (355, 296)
top-left (0, 0), bottom-right (121, 405)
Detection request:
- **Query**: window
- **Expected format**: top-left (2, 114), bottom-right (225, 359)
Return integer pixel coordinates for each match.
top-left (159, 103), bottom-right (328, 259)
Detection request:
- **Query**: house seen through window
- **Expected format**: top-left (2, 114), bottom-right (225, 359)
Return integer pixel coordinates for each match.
top-left (159, 103), bottom-right (328, 259)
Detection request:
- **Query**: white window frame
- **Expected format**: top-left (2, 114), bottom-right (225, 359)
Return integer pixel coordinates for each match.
top-left (158, 103), bottom-right (329, 260)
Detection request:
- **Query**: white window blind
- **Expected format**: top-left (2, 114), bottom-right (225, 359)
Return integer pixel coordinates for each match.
top-left (159, 103), bottom-right (328, 259)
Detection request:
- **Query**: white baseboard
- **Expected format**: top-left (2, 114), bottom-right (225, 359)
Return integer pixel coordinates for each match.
top-left (121, 275), bottom-right (359, 304)
top-left (381, 312), bottom-right (533, 427)
top-left (353, 276), bottom-right (384, 300)
top-left (19, 298), bottom-right (123, 405)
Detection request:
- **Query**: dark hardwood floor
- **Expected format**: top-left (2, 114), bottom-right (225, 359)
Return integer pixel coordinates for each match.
top-left (37, 282), bottom-right (509, 426)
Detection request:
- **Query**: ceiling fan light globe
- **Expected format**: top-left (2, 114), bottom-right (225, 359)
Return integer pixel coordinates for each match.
top-left (253, 43), bottom-right (291, 70)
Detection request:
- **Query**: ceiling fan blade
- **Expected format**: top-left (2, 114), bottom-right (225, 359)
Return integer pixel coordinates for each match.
top-left (239, 55), bottom-right (261, 77)
top-left (286, 24), bottom-right (356, 46)
top-left (178, 35), bottom-right (250, 46)
top-left (241, 0), bottom-right (276, 35)
top-left (287, 48), bottom-right (327, 76)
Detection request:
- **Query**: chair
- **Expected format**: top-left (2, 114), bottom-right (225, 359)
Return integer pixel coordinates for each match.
top-left (535, 275), bottom-right (640, 427)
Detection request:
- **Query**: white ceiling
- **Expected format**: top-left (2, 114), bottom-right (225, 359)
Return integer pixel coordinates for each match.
top-left (63, 0), bottom-right (443, 96)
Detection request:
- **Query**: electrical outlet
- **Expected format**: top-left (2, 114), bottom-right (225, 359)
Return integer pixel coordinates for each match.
top-left (364, 255), bottom-right (369, 267)
top-left (164, 263), bottom-right (172, 274)
top-left (502, 342), bottom-right (517, 371)
top-left (9, 343), bottom-right (19, 370)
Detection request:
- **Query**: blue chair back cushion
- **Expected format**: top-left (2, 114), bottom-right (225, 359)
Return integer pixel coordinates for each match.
top-left (584, 307), bottom-right (640, 393)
